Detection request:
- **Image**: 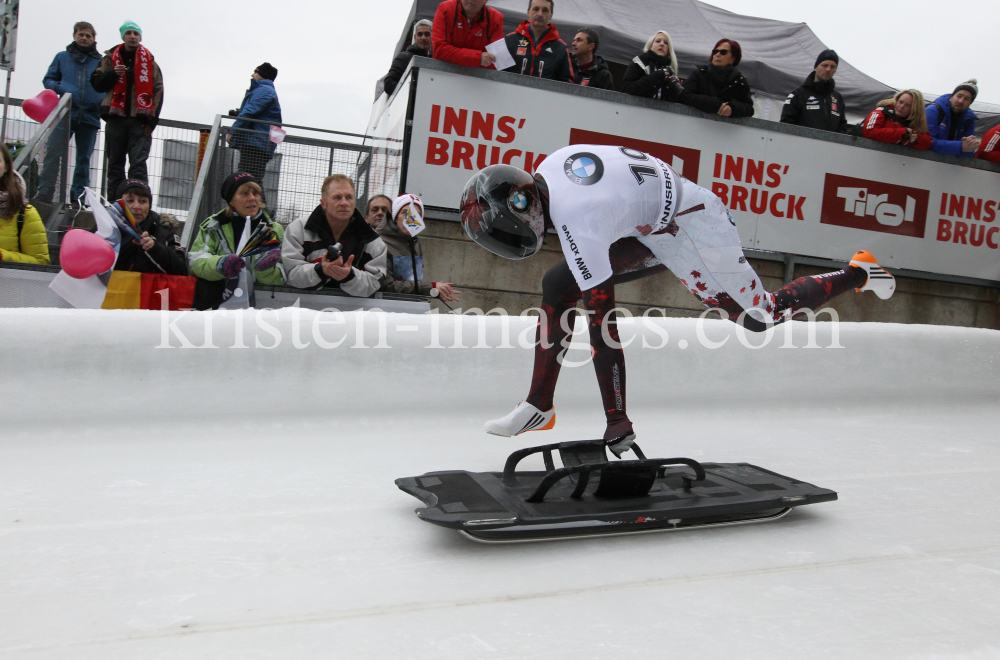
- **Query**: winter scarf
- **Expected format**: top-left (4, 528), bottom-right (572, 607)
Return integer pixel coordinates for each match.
top-left (110, 44), bottom-right (155, 117)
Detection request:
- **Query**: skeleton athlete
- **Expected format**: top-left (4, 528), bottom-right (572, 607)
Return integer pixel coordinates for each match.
top-left (460, 144), bottom-right (895, 456)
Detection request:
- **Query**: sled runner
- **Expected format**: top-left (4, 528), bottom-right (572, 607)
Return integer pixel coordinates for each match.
top-left (395, 440), bottom-right (837, 543)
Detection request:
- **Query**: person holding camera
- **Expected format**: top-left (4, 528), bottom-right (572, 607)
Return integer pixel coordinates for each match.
top-left (281, 174), bottom-right (387, 296)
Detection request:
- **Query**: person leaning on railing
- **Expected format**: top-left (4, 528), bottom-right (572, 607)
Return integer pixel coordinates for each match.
top-left (432, 0), bottom-right (504, 69)
top-left (0, 144), bottom-right (49, 265)
top-left (621, 30), bottom-right (680, 100)
top-left (502, 0), bottom-right (575, 83)
top-left (570, 27), bottom-right (613, 90)
top-left (384, 20), bottom-right (432, 96)
top-left (673, 38), bottom-right (754, 118)
top-left (779, 49), bottom-right (848, 134)
top-left (112, 179), bottom-right (187, 275)
top-left (975, 124), bottom-right (1000, 164)
top-left (861, 90), bottom-right (932, 150)
top-left (188, 172), bottom-right (285, 309)
top-left (926, 79), bottom-right (981, 158)
top-left (376, 194), bottom-right (460, 302)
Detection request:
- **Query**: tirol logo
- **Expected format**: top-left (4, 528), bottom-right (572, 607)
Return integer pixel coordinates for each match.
top-left (564, 152), bottom-right (603, 185)
top-left (820, 174), bottom-right (929, 238)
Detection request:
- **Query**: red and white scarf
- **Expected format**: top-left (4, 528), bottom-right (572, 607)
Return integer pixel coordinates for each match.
top-left (109, 44), bottom-right (155, 117)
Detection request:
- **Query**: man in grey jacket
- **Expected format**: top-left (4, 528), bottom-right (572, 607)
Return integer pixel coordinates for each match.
top-left (281, 174), bottom-right (387, 296)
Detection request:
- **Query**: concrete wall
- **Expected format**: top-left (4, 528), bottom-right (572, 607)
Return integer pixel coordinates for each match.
top-left (420, 218), bottom-right (1000, 329)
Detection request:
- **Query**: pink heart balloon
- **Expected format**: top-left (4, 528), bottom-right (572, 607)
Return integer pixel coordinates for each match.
top-left (22, 89), bottom-right (60, 124)
top-left (60, 229), bottom-right (115, 279)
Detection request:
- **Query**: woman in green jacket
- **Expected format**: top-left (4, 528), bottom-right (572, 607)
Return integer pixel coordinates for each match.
top-left (0, 144), bottom-right (49, 265)
top-left (188, 171), bottom-right (284, 308)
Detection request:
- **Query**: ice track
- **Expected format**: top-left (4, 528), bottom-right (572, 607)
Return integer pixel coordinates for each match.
top-left (1, 308), bottom-right (999, 659)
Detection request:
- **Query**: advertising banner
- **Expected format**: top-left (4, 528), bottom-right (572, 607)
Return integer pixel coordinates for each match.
top-left (403, 69), bottom-right (1000, 281)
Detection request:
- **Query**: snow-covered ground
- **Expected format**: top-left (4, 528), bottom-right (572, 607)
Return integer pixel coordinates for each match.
top-left (2, 309), bottom-right (999, 659)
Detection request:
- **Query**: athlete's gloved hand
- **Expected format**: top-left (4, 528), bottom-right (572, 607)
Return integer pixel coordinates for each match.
top-left (217, 254), bottom-right (246, 278)
top-left (254, 248), bottom-right (281, 272)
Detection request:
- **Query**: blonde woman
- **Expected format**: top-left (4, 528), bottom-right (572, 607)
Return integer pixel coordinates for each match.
top-left (0, 143), bottom-right (49, 265)
top-left (621, 30), bottom-right (680, 99)
top-left (862, 89), bottom-right (932, 150)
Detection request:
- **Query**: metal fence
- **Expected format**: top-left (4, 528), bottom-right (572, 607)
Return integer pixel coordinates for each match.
top-left (182, 115), bottom-right (372, 248)
top-left (6, 98), bottom-right (373, 255)
top-left (7, 96), bottom-right (212, 226)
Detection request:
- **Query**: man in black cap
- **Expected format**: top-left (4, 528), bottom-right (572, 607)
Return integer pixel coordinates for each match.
top-left (113, 179), bottom-right (188, 275)
top-left (227, 62), bottom-right (283, 183)
top-left (780, 49), bottom-right (847, 134)
top-left (926, 79), bottom-right (980, 158)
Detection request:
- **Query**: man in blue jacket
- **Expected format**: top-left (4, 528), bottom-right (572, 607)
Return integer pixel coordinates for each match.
top-left (227, 63), bottom-right (282, 184)
top-left (39, 21), bottom-right (104, 205)
top-left (926, 79), bottom-right (981, 158)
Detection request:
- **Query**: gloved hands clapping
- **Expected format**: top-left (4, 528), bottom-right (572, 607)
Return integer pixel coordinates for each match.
top-left (217, 254), bottom-right (246, 278)
top-left (254, 248), bottom-right (281, 272)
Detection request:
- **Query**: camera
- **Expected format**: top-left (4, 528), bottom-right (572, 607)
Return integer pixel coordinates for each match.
top-left (326, 242), bottom-right (344, 261)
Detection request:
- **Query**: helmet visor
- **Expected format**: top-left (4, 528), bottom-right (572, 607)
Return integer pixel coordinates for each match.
top-left (461, 167), bottom-right (544, 260)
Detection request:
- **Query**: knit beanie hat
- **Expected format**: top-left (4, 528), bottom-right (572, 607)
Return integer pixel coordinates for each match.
top-left (117, 178), bottom-right (152, 202)
top-left (392, 193), bottom-right (423, 221)
top-left (119, 21), bottom-right (141, 38)
top-left (954, 79), bottom-right (978, 102)
top-left (392, 193), bottom-right (425, 237)
top-left (255, 62), bottom-right (278, 81)
top-left (815, 49), bottom-right (839, 68)
top-left (221, 172), bottom-right (258, 204)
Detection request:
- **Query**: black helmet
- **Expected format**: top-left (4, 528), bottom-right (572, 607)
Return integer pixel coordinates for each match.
top-left (460, 165), bottom-right (545, 260)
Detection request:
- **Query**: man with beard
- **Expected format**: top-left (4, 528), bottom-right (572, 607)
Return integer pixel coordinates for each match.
top-left (384, 19), bottom-right (433, 96)
top-left (780, 49), bottom-right (848, 133)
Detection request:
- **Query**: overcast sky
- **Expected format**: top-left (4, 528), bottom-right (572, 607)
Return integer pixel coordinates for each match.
top-left (9, 0), bottom-right (996, 136)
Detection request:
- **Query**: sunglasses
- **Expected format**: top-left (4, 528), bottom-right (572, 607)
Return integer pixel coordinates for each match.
top-left (712, 48), bottom-right (731, 56)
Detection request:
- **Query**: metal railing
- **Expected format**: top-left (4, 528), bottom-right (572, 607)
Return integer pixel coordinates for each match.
top-left (181, 115), bottom-right (373, 248)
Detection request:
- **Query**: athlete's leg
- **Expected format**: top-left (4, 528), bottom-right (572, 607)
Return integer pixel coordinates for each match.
top-left (642, 181), bottom-right (871, 331)
top-left (580, 277), bottom-right (633, 447)
top-left (524, 261), bottom-right (582, 412)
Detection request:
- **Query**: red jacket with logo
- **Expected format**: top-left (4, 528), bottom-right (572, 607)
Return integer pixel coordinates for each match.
top-left (976, 125), bottom-right (1000, 164)
top-left (432, 0), bottom-right (505, 69)
top-left (503, 21), bottom-right (575, 83)
top-left (862, 105), bottom-right (932, 150)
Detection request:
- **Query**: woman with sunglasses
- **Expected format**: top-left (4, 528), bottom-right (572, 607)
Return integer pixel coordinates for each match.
top-left (676, 38), bottom-right (754, 118)
top-left (621, 30), bottom-right (680, 101)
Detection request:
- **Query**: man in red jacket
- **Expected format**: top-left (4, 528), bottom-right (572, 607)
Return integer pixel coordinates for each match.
top-left (432, 0), bottom-right (505, 69)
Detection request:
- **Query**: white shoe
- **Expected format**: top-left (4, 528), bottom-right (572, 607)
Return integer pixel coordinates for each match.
top-left (849, 250), bottom-right (896, 300)
top-left (484, 402), bottom-right (556, 437)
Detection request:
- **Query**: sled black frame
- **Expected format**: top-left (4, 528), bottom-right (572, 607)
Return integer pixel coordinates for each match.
top-left (396, 439), bottom-right (837, 543)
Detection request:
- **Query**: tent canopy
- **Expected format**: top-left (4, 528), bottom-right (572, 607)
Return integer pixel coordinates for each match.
top-left (392, 0), bottom-right (896, 112)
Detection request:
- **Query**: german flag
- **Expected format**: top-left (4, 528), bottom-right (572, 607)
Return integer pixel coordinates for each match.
top-left (101, 271), bottom-right (197, 310)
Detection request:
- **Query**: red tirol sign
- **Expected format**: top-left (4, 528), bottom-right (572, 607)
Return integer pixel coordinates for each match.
top-left (820, 174), bottom-right (929, 238)
top-left (569, 128), bottom-right (701, 184)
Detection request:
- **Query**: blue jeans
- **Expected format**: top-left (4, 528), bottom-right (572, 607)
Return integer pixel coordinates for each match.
top-left (36, 121), bottom-right (100, 204)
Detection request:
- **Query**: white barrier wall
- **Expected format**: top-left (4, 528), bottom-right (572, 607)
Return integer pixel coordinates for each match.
top-left (401, 67), bottom-right (1000, 282)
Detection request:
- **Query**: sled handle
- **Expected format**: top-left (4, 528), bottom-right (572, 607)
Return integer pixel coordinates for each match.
top-left (525, 458), bottom-right (707, 503)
